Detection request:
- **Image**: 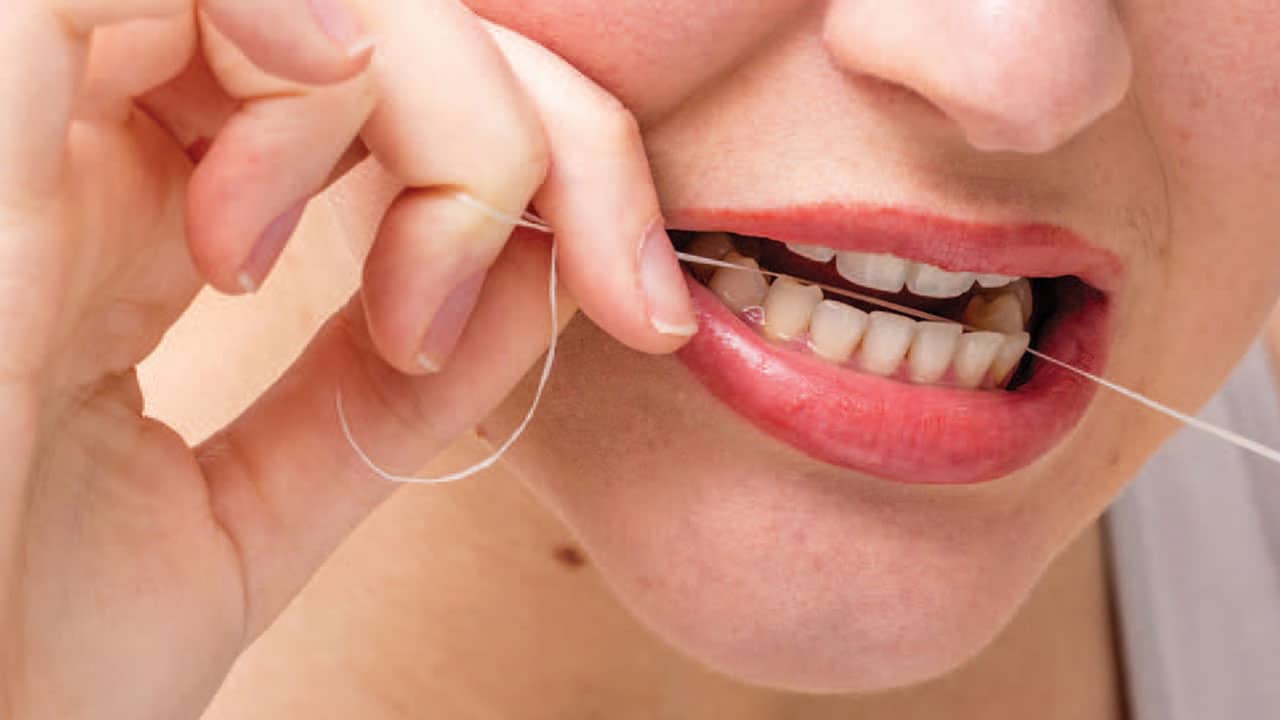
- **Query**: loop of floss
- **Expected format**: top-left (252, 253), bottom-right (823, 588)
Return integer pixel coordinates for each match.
top-left (335, 192), bottom-right (558, 485)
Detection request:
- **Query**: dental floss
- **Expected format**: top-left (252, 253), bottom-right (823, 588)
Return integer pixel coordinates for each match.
top-left (337, 200), bottom-right (1280, 484)
top-left (334, 192), bottom-right (557, 484)
top-left (1024, 350), bottom-right (1280, 464)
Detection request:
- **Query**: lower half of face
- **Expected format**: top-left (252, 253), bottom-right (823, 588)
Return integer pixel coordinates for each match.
top-left (469, 0), bottom-right (1280, 693)
top-left (495, 251), bottom-right (1267, 691)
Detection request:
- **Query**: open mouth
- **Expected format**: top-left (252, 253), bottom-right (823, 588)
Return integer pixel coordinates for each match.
top-left (669, 206), bottom-right (1119, 485)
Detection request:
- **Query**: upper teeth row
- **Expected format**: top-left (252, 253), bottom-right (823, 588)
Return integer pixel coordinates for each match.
top-left (787, 243), bottom-right (1017, 298)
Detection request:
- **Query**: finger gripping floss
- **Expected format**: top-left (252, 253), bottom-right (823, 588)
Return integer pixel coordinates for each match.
top-left (335, 192), bottom-right (557, 485)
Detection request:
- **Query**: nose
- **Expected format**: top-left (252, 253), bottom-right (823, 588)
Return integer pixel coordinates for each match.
top-left (823, 0), bottom-right (1133, 154)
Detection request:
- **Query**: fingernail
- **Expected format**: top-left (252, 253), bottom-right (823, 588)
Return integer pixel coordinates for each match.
top-left (307, 0), bottom-right (375, 58)
top-left (638, 219), bottom-right (698, 337)
top-left (418, 271), bottom-right (487, 373)
top-left (239, 199), bottom-right (308, 293)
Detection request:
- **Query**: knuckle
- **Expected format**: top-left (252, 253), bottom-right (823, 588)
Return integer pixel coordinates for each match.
top-left (499, 121), bottom-right (552, 196)
top-left (468, 117), bottom-right (550, 205)
top-left (590, 97), bottom-right (644, 155)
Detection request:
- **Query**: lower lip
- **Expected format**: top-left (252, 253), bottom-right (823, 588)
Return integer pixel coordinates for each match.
top-left (676, 277), bottom-right (1110, 485)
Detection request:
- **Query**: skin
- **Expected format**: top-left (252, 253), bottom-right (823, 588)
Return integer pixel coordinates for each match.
top-left (3, 1), bottom-right (1279, 719)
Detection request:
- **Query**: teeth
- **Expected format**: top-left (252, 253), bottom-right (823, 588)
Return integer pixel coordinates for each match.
top-left (708, 252), bottom-right (769, 313)
top-left (695, 241), bottom-right (1035, 391)
top-left (808, 300), bottom-right (869, 362)
top-left (1005, 278), bottom-right (1034, 324)
top-left (762, 278), bottom-right (823, 341)
top-left (786, 243), bottom-right (837, 263)
top-left (686, 233), bottom-right (735, 282)
top-left (905, 263), bottom-right (976, 299)
top-left (976, 273), bottom-right (1016, 289)
top-left (952, 332), bottom-right (1006, 388)
top-left (963, 292), bottom-right (1025, 334)
top-left (860, 312), bottom-right (916, 376)
top-left (835, 252), bottom-right (909, 293)
top-left (990, 332), bottom-right (1031, 385)
top-left (907, 322), bottom-right (963, 383)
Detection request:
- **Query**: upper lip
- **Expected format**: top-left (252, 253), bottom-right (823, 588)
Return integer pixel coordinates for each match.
top-left (666, 202), bottom-right (1125, 292)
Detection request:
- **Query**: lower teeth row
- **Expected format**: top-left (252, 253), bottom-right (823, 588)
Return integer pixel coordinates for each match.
top-left (694, 247), bottom-right (1032, 390)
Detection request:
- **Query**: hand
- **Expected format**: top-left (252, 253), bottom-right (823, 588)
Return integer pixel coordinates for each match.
top-left (0, 1), bottom-right (692, 718)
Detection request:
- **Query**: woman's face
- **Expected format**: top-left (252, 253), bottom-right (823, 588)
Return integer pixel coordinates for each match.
top-left (465, 0), bottom-right (1280, 691)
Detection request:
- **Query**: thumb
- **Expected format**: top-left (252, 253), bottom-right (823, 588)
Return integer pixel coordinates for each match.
top-left (199, 0), bottom-right (374, 85)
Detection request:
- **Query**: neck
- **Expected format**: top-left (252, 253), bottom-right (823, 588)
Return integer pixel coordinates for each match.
top-left (203, 444), bottom-right (1126, 719)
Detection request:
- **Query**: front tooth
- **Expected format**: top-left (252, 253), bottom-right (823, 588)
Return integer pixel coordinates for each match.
top-left (952, 332), bottom-right (1005, 388)
top-left (906, 263), bottom-right (976, 298)
top-left (907, 322), bottom-right (962, 383)
top-left (787, 243), bottom-right (836, 263)
top-left (963, 293), bottom-right (1024, 334)
top-left (859, 312), bottom-right (916, 376)
top-left (976, 273), bottom-right (1015, 289)
top-left (808, 300), bottom-right (869, 362)
top-left (762, 278), bottom-right (823, 341)
top-left (836, 251), bottom-right (909, 293)
top-left (990, 332), bottom-right (1031, 385)
top-left (708, 252), bottom-right (769, 313)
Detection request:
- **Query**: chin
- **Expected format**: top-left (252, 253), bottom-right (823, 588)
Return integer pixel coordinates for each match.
top-left (515, 419), bottom-right (1082, 692)
top-left (574, 466), bottom-right (1069, 693)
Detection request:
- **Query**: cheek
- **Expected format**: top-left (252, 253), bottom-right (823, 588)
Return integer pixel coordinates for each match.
top-left (463, 0), bottom-right (806, 119)
top-left (1117, 1), bottom-right (1280, 411)
top-left (1130, 1), bottom-right (1280, 184)
top-left (1129, 0), bottom-right (1280, 257)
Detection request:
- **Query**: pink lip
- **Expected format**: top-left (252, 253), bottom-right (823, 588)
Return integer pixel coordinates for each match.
top-left (670, 204), bottom-right (1119, 485)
